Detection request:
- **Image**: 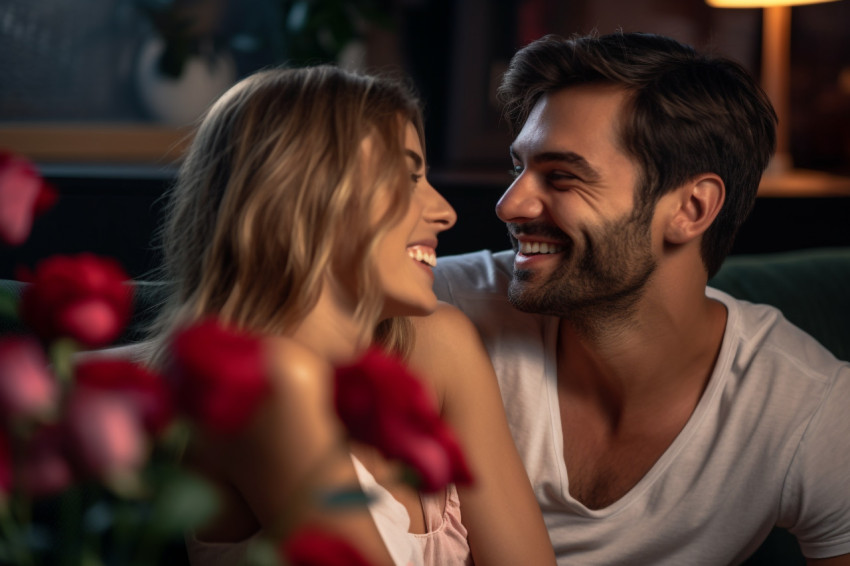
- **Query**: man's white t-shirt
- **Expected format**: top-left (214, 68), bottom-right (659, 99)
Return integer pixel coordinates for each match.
top-left (434, 250), bottom-right (850, 565)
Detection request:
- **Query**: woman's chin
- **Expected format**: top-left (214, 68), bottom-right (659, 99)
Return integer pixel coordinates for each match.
top-left (380, 294), bottom-right (438, 320)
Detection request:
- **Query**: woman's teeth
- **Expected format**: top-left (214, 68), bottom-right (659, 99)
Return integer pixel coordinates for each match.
top-left (519, 241), bottom-right (565, 255)
top-left (407, 247), bottom-right (437, 267)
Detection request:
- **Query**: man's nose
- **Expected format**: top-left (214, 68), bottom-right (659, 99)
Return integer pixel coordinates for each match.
top-left (496, 174), bottom-right (544, 223)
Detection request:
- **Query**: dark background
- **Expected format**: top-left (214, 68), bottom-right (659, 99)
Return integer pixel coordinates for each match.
top-left (1, 0), bottom-right (849, 278)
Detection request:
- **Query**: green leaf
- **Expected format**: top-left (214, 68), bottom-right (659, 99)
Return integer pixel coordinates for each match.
top-left (49, 337), bottom-right (81, 385)
top-left (0, 288), bottom-right (19, 323)
top-left (318, 485), bottom-right (372, 509)
top-left (148, 468), bottom-right (220, 536)
top-left (245, 536), bottom-right (282, 566)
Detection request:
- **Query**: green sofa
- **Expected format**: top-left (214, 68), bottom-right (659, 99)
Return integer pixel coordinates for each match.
top-left (2, 246), bottom-right (849, 564)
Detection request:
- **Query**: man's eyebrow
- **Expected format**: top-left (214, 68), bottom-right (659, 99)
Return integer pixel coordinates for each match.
top-left (405, 149), bottom-right (423, 169)
top-left (510, 146), bottom-right (601, 182)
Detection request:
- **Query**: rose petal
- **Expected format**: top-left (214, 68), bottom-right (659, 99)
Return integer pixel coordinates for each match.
top-left (19, 254), bottom-right (133, 347)
top-left (0, 431), bottom-right (11, 493)
top-left (283, 526), bottom-right (374, 566)
top-left (74, 358), bottom-right (174, 435)
top-left (0, 152), bottom-right (51, 246)
top-left (0, 336), bottom-right (58, 420)
top-left (169, 318), bottom-right (269, 434)
top-left (58, 298), bottom-right (123, 348)
top-left (21, 425), bottom-right (73, 497)
top-left (66, 388), bottom-right (147, 481)
top-left (334, 348), bottom-right (473, 492)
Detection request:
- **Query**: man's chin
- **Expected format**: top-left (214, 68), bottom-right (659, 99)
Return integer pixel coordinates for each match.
top-left (507, 280), bottom-right (545, 314)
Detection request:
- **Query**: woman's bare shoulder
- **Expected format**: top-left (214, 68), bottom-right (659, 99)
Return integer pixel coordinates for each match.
top-left (263, 336), bottom-right (334, 395)
top-left (410, 301), bottom-right (480, 348)
top-left (407, 301), bottom-right (493, 403)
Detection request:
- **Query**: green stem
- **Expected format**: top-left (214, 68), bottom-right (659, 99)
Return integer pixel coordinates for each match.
top-left (0, 500), bottom-right (35, 566)
top-left (58, 485), bottom-right (86, 566)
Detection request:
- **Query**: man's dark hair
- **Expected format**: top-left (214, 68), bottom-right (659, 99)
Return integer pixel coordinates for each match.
top-left (498, 32), bottom-right (777, 277)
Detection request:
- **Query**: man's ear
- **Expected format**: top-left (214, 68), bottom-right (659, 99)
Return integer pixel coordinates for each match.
top-left (664, 174), bottom-right (725, 244)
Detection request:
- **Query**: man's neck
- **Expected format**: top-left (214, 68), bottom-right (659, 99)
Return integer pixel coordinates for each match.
top-left (554, 282), bottom-right (728, 509)
top-left (556, 278), bottom-right (728, 423)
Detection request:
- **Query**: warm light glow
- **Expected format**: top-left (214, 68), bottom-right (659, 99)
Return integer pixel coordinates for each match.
top-left (706, 0), bottom-right (838, 6)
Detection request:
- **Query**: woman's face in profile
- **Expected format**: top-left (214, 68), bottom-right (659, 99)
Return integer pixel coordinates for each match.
top-left (374, 122), bottom-right (457, 319)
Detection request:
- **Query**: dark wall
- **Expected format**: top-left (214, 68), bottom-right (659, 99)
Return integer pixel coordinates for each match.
top-left (2, 168), bottom-right (849, 281)
top-left (0, 167), bottom-right (171, 280)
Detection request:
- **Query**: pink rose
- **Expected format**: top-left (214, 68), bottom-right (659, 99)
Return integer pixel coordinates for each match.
top-left (334, 348), bottom-right (473, 492)
top-left (65, 388), bottom-right (147, 482)
top-left (74, 358), bottom-right (174, 436)
top-left (168, 318), bottom-right (270, 434)
top-left (0, 151), bottom-right (57, 246)
top-left (18, 254), bottom-right (133, 348)
top-left (282, 526), bottom-right (374, 566)
top-left (0, 336), bottom-right (58, 420)
top-left (19, 424), bottom-right (73, 497)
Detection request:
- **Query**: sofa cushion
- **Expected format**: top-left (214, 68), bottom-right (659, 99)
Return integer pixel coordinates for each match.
top-left (708, 246), bottom-right (850, 362)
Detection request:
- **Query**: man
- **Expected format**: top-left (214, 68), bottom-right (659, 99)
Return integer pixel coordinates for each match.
top-left (421, 32), bottom-right (850, 564)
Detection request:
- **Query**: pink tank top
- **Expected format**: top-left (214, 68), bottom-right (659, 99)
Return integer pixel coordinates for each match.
top-left (413, 484), bottom-right (473, 565)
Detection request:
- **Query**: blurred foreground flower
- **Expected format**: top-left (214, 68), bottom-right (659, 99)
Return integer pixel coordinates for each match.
top-left (0, 336), bottom-right (58, 420)
top-left (18, 254), bottom-right (134, 348)
top-left (0, 150), bottom-right (474, 565)
top-left (282, 525), bottom-right (374, 566)
top-left (19, 424), bottom-right (73, 497)
top-left (0, 150), bottom-right (57, 246)
top-left (65, 387), bottom-right (148, 489)
top-left (75, 358), bottom-right (174, 436)
top-left (168, 318), bottom-right (270, 435)
top-left (0, 431), bottom-right (11, 493)
top-left (0, 216), bottom-right (217, 565)
top-left (335, 348), bottom-right (473, 492)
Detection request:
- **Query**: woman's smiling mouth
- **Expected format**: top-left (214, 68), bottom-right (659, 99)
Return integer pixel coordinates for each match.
top-left (407, 245), bottom-right (437, 267)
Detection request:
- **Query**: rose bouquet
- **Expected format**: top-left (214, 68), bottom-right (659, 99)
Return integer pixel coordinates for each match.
top-left (0, 150), bottom-right (473, 565)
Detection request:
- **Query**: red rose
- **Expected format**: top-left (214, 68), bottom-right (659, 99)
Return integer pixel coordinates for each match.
top-left (282, 526), bottom-right (374, 566)
top-left (0, 336), bottom-right (58, 420)
top-left (334, 348), bottom-right (473, 492)
top-left (0, 430), bottom-right (11, 493)
top-left (0, 151), bottom-right (57, 246)
top-left (168, 318), bottom-right (270, 434)
top-left (19, 424), bottom-right (73, 497)
top-left (74, 358), bottom-right (174, 436)
top-left (18, 254), bottom-right (133, 348)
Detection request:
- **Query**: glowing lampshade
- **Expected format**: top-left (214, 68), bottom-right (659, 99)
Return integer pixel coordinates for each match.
top-left (706, 0), bottom-right (841, 176)
top-left (706, 0), bottom-right (837, 6)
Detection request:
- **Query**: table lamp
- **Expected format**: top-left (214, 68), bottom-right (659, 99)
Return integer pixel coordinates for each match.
top-left (705, 0), bottom-right (850, 196)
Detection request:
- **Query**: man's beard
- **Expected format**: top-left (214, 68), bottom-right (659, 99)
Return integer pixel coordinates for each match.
top-left (507, 209), bottom-right (657, 325)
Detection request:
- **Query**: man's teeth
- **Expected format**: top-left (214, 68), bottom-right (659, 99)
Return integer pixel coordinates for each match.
top-left (407, 247), bottom-right (437, 267)
top-left (519, 241), bottom-right (565, 255)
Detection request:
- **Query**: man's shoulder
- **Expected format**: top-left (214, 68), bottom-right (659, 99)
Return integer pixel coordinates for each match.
top-left (709, 286), bottom-right (847, 378)
top-left (433, 249), bottom-right (515, 301)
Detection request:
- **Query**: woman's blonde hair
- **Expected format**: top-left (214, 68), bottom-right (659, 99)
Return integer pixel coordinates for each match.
top-left (146, 65), bottom-right (423, 363)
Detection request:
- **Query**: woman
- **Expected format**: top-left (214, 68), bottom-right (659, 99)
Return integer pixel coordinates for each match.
top-left (144, 65), bottom-right (555, 566)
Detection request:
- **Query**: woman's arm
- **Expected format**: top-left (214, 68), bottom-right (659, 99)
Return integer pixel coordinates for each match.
top-left (408, 303), bottom-right (556, 566)
top-left (197, 337), bottom-right (398, 565)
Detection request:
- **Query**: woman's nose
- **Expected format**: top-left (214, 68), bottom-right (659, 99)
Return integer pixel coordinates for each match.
top-left (424, 181), bottom-right (457, 232)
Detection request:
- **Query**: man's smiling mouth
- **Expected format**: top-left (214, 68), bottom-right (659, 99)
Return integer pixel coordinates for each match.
top-left (518, 241), bottom-right (566, 255)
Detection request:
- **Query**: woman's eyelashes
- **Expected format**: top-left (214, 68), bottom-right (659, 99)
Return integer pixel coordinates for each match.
top-left (410, 173), bottom-right (425, 190)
